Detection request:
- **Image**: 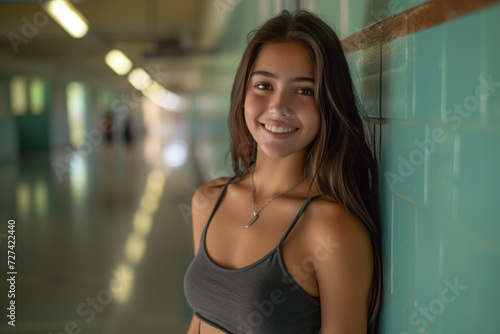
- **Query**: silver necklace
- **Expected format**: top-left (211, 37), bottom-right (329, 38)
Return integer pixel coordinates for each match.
top-left (246, 167), bottom-right (305, 228)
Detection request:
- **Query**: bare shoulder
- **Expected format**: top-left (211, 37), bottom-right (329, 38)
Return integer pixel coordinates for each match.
top-left (192, 177), bottom-right (232, 210)
top-left (191, 176), bottom-right (233, 255)
top-left (304, 198), bottom-right (371, 245)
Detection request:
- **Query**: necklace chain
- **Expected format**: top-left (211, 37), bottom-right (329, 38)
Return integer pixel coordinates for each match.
top-left (246, 166), bottom-right (305, 228)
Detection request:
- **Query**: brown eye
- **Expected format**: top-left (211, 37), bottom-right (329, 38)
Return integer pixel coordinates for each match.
top-left (256, 83), bottom-right (272, 90)
top-left (296, 88), bottom-right (314, 96)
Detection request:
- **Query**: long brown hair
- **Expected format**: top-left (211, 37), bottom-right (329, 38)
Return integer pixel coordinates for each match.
top-left (226, 9), bottom-right (382, 334)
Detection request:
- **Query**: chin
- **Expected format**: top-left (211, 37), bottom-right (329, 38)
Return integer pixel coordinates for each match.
top-left (258, 145), bottom-right (302, 160)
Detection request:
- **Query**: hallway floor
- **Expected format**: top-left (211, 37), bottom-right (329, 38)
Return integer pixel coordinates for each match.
top-left (0, 136), bottom-right (201, 333)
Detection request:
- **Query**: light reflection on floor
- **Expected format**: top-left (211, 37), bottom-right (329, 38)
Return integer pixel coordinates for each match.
top-left (0, 133), bottom-right (200, 333)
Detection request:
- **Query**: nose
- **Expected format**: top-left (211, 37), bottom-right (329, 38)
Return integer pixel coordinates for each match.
top-left (268, 88), bottom-right (290, 117)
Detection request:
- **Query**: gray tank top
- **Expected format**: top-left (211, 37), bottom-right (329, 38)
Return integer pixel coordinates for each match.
top-left (183, 177), bottom-right (321, 333)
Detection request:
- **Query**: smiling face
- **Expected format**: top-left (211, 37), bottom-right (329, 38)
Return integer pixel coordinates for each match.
top-left (244, 42), bottom-right (320, 161)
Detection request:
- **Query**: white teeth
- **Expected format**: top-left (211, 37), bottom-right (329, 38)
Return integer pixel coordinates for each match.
top-left (264, 124), bottom-right (297, 133)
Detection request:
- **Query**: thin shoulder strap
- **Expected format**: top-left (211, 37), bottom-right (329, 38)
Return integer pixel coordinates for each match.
top-left (278, 195), bottom-right (321, 246)
top-left (204, 176), bottom-right (237, 228)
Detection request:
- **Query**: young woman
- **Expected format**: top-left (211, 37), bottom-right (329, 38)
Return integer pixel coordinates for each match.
top-left (184, 9), bottom-right (382, 334)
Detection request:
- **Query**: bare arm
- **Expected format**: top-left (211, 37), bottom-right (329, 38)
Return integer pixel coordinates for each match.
top-left (310, 202), bottom-right (374, 334)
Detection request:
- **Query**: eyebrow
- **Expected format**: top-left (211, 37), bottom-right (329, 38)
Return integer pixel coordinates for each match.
top-left (250, 70), bottom-right (314, 83)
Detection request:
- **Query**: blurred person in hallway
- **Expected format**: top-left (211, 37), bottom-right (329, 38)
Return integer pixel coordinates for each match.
top-left (123, 116), bottom-right (133, 145)
top-left (102, 111), bottom-right (114, 144)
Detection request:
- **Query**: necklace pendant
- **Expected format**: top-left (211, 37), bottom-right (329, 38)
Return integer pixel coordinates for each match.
top-left (245, 212), bottom-right (258, 228)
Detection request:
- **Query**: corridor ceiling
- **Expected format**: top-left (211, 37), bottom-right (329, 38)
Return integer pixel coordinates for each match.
top-left (0, 0), bottom-right (229, 93)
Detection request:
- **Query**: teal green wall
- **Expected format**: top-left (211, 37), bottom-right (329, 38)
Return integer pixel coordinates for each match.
top-left (193, 1), bottom-right (500, 332)
top-left (374, 4), bottom-right (500, 333)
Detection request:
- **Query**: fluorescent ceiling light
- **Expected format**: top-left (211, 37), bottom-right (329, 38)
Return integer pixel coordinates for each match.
top-left (44, 0), bottom-right (89, 38)
top-left (105, 49), bottom-right (133, 75)
top-left (126, 69), bottom-right (183, 112)
top-left (128, 68), bottom-right (152, 91)
top-left (142, 81), bottom-right (165, 103)
top-left (141, 81), bottom-right (183, 112)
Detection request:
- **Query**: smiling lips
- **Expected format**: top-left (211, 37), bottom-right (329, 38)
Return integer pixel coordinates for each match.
top-left (263, 123), bottom-right (298, 134)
